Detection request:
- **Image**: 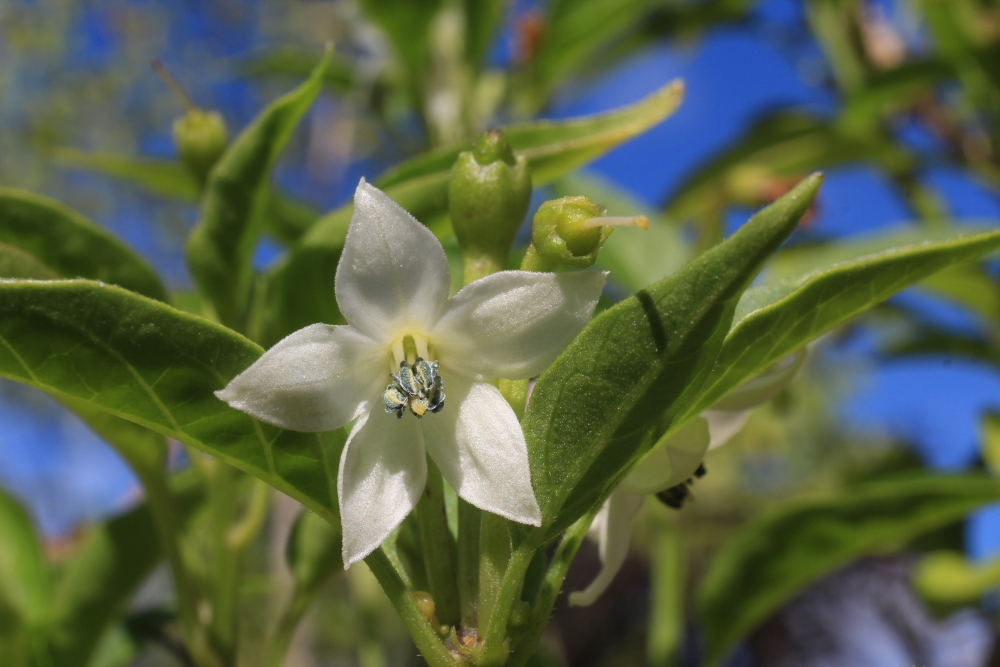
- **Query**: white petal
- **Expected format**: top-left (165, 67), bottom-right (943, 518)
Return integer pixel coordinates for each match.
top-left (215, 324), bottom-right (385, 432)
top-left (421, 373), bottom-right (541, 525)
top-left (618, 417), bottom-right (711, 495)
top-left (433, 270), bottom-right (606, 380)
top-left (335, 179), bottom-right (451, 340)
top-left (704, 409), bottom-right (751, 451)
top-left (568, 492), bottom-right (645, 607)
top-left (339, 407), bottom-right (427, 567)
top-left (710, 349), bottom-right (806, 412)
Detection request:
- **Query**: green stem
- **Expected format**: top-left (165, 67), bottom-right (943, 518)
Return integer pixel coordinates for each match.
top-left (478, 538), bottom-right (536, 666)
top-left (518, 244), bottom-right (553, 273)
top-left (507, 513), bottom-right (595, 667)
top-left (266, 589), bottom-right (310, 667)
top-left (462, 249), bottom-right (508, 284)
top-left (366, 548), bottom-right (460, 667)
top-left (647, 524), bottom-right (684, 667)
top-left (477, 513), bottom-right (511, 639)
top-left (416, 459), bottom-right (461, 627)
top-left (457, 499), bottom-right (481, 627)
top-left (227, 479), bottom-right (270, 551)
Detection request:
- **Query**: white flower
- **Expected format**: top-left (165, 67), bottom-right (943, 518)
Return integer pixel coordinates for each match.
top-left (217, 179), bottom-right (607, 567)
top-left (568, 351), bottom-right (805, 606)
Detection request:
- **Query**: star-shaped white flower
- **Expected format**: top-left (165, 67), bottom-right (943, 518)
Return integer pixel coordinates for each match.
top-left (568, 351), bottom-right (805, 606)
top-left (217, 179), bottom-right (607, 567)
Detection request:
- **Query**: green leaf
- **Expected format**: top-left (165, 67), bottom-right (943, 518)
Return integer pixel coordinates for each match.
top-left (0, 242), bottom-right (59, 280)
top-left (0, 280), bottom-right (343, 525)
top-left (47, 475), bottom-right (201, 667)
top-left (464, 0), bottom-right (504, 67)
top-left (50, 148), bottom-right (200, 201)
top-left (235, 47), bottom-right (356, 93)
top-left (375, 79), bottom-right (684, 190)
top-left (524, 0), bottom-right (666, 108)
top-left (0, 487), bottom-right (49, 662)
top-left (913, 550), bottom-right (1000, 606)
top-left (522, 174), bottom-right (822, 537)
top-left (678, 226), bottom-right (1000, 422)
top-left (355, 0), bottom-right (443, 95)
top-left (186, 48), bottom-right (331, 327)
top-left (0, 188), bottom-right (166, 301)
top-left (286, 508), bottom-right (344, 598)
top-left (696, 474), bottom-right (1000, 666)
top-left (51, 150), bottom-right (321, 244)
top-left (663, 111), bottom-right (913, 225)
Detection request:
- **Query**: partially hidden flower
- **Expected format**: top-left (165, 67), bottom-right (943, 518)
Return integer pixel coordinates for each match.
top-left (217, 179), bottom-right (607, 567)
top-left (568, 350), bottom-right (806, 606)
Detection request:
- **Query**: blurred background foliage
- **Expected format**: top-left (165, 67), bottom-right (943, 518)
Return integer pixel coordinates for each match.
top-left (8, 0), bottom-right (1000, 665)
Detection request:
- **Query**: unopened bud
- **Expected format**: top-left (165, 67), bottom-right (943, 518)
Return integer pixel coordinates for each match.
top-left (153, 59), bottom-right (228, 186)
top-left (531, 195), bottom-right (649, 269)
top-left (449, 129), bottom-right (532, 280)
top-left (173, 109), bottom-right (228, 185)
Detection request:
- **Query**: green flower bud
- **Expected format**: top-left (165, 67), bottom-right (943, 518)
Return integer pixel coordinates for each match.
top-left (530, 196), bottom-right (611, 269)
top-left (449, 129), bottom-right (532, 282)
top-left (153, 59), bottom-right (228, 186)
top-left (173, 109), bottom-right (228, 186)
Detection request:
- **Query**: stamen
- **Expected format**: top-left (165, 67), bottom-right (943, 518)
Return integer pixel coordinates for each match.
top-left (583, 215), bottom-right (650, 230)
top-left (391, 338), bottom-right (406, 368)
top-left (381, 357), bottom-right (446, 419)
top-left (415, 336), bottom-right (431, 361)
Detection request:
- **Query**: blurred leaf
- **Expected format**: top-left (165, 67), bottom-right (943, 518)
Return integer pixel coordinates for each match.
top-left (234, 47), bottom-right (356, 93)
top-left (0, 242), bottom-right (59, 280)
top-left (377, 79), bottom-right (684, 189)
top-left (51, 148), bottom-right (200, 201)
top-left (464, 0), bottom-right (504, 67)
top-left (664, 111), bottom-right (913, 224)
top-left (983, 412), bottom-right (1000, 478)
top-left (356, 0), bottom-right (443, 97)
top-left (523, 175), bottom-right (820, 538)
top-left (52, 150), bottom-right (320, 244)
top-left (47, 475), bottom-right (201, 667)
top-left (550, 173), bottom-right (691, 291)
top-left (0, 280), bottom-right (343, 525)
top-left (678, 226), bottom-right (1000, 422)
top-left (917, 263), bottom-right (1000, 327)
top-left (886, 325), bottom-right (997, 365)
top-left (0, 488), bottom-right (49, 665)
top-left (286, 509), bottom-right (344, 598)
top-left (0, 188), bottom-right (166, 301)
top-left (697, 474), bottom-right (1000, 666)
top-left (186, 49), bottom-right (331, 327)
top-left (842, 60), bottom-right (955, 124)
top-left (524, 0), bottom-right (675, 109)
top-left (913, 550), bottom-right (1000, 605)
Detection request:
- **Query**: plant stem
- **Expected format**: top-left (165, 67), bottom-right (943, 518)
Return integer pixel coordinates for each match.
top-left (507, 512), bottom-right (595, 667)
top-left (416, 458), bottom-right (461, 627)
top-left (478, 538), bottom-right (536, 666)
top-left (518, 244), bottom-right (553, 272)
top-left (457, 499), bottom-right (481, 627)
top-left (366, 548), bottom-right (460, 667)
top-left (462, 249), bottom-right (508, 284)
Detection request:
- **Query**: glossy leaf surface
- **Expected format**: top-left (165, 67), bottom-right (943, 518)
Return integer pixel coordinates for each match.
top-left (522, 175), bottom-right (821, 537)
top-left (679, 226), bottom-right (1000, 422)
top-left (0, 188), bottom-right (166, 301)
top-left (0, 280), bottom-right (343, 525)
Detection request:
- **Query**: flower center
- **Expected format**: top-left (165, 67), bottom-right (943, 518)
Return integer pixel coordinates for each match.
top-left (381, 357), bottom-right (446, 419)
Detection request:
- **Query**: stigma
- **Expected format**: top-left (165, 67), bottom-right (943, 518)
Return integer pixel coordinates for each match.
top-left (381, 358), bottom-right (446, 419)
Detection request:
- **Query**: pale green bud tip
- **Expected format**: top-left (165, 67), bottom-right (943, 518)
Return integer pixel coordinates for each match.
top-left (531, 195), bottom-right (612, 267)
top-left (473, 128), bottom-right (516, 166)
top-left (173, 109), bottom-right (228, 181)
